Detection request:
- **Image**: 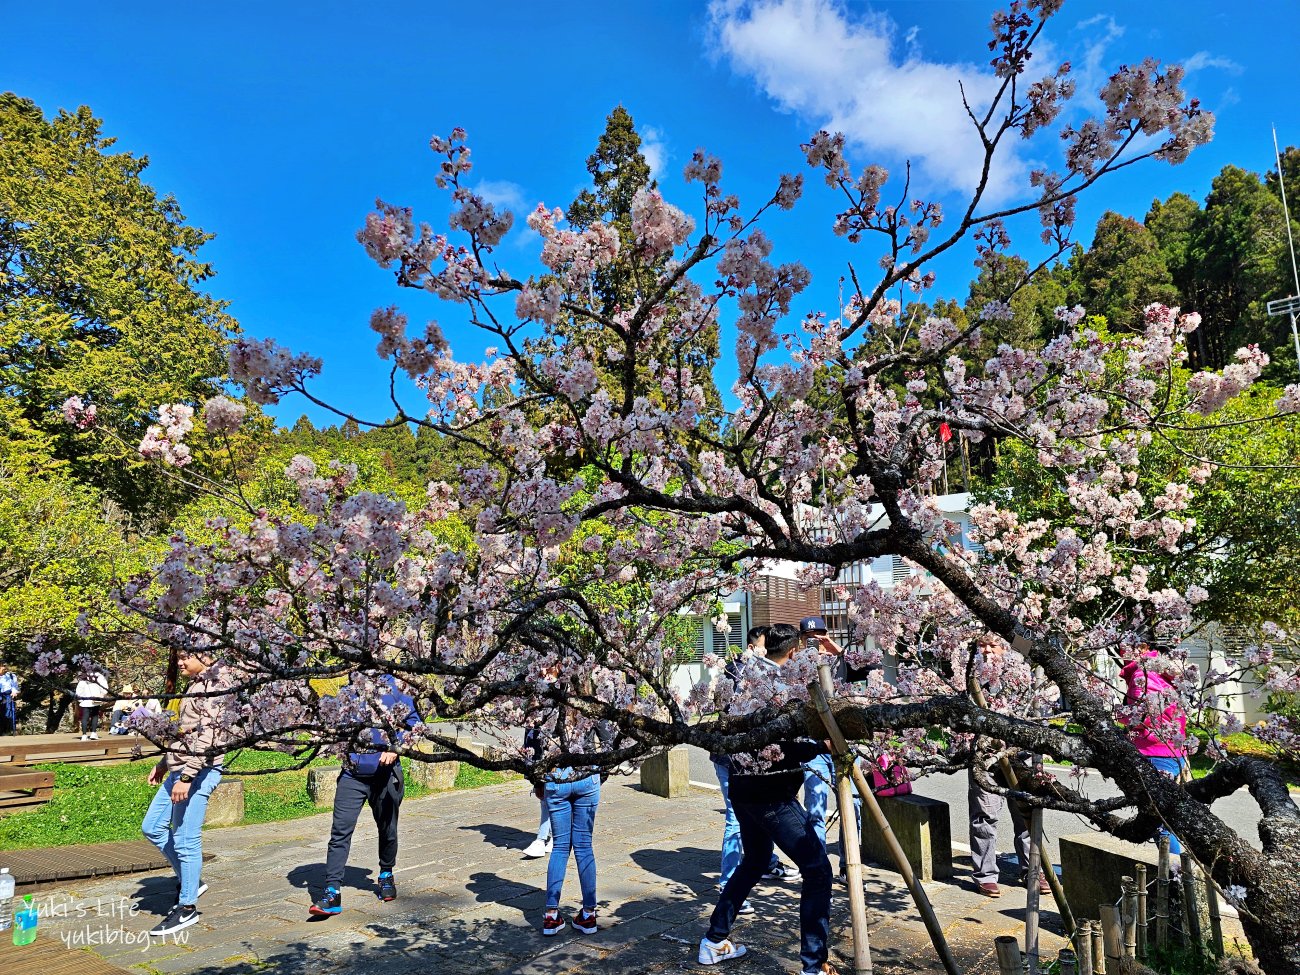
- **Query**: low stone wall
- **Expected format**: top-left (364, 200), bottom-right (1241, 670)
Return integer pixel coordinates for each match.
top-left (307, 766), bottom-right (341, 806)
top-left (1059, 832), bottom-right (1159, 922)
top-left (860, 793), bottom-right (953, 882)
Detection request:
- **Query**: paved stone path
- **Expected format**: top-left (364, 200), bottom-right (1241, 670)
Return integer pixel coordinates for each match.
top-left (24, 777), bottom-right (1098, 974)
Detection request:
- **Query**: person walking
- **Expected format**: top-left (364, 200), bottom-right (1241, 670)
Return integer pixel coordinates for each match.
top-left (0, 665), bottom-right (19, 734)
top-left (699, 623), bottom-right (835, 975)
top-left (75, 667), bottom-right (110, 740)
top-left (521, 715), bottom-right (554, 859)
top-left (710, 625), bottom-right (795, 910)
top-left (141, 650), bottom-right (235, 936)
top-left (311, 674), bottom-right (422, 917)
top-left (797, 617), bottom-right (861, 876)
top-left (1120, 645), bottom-right (1190, 855)
top-left (967, 761), bottom-right (1046, 897)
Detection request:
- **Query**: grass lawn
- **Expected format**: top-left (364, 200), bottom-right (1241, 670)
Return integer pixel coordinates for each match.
top-left (0, 750), bottom-right (510, 850)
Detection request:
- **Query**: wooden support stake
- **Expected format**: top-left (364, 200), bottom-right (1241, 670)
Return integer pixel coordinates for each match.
top-left (814, 666), bottom-right (872, 975)
top-left (967, 683), bottom-right (1075, 936)
top-left (1091, 920), bottom-right (1107, 975)
top-left (1058, 948), bottom-right (1078, 975)
top-left (1155, 835), bottom-right (1170, 949)
top-left (1100, 905), bottom-right (1122, 973)
top-left (995, 936), bottom-right (1022, 975)
top-left (1205, 867), bottom-right (1225, 958)
top-left (1075, 922), bottom-right (1094, 975)
top-left (1121, 877), bottom-right (1138, 959)
top-left (1135, 864), bottom-right (1148, 961)
top-left (1025, 806), bottom-right (1045, 975)
top-left (811, 676), bottom-right (962, 975)
top-left (1181, 853), bottom-right (1202, 948)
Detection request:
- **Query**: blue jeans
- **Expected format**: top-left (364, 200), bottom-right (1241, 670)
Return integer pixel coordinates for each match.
top-left (803, 754), bottom-right (862, 854)
top-left (544, 774), bottom-right (600, 910)
top-left (141, 767), bottom-right (222, 905)
top-left (1148, 757), bottom-right (1188, 856)
top-left (707, 798), bottom-right (832, 974)
top-left (714, 760), bottom-right (780, 886)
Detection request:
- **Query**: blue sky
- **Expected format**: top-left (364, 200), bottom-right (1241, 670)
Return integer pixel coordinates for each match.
top-left (4, 0), bottom-right (1294, 427)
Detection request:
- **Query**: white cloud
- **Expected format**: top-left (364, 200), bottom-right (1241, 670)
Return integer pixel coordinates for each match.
top-left (706, 0), bottom-right (1029, 201)
top-left (1073, 14), bottom-right (1125, 97)
top-left (472, 179), bottom-right (530, 214)
top-left (1183, 51), bottom-right (1244, 75)
top-left (640, 125), bottom-right (669, 179)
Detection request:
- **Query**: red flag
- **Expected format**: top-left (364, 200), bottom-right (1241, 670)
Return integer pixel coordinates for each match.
top-left (939, 421), bottom-right (952, 443)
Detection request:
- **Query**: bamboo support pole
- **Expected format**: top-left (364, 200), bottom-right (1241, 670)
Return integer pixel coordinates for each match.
top-left (1155, 835), bottom-right (1170, 949)
top-left (1206, 872), bottom-right (1225, 959)
top-left (1025, 806), bottom-right (1045, 975)
top-left (994, 936), bottom-right (1022, 975)
top-left (815, 666), bottom-right (872, 975)
top-left (1075, 922), bottom-right (1094, 975)
top-left (967, 683), bottom-right (1075, 936)
top-left (1091, 920), bottom-right (1106, 975)
top-left (810, 677), bottom-right (962, 975)
top-left (1058, 948), bottom-right (1078, 975)
top-left (1121, 877), bottom-right (1138, 959)
top-left (1180, 853), bottom-right (1202, 948)
top-left (1099, 905), bottom-right (1122, 973)
top-left (1135, 864), bottom-right (1148, 960)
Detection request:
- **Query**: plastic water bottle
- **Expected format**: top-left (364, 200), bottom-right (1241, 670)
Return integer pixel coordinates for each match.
top-left (12, 893), bottom-right (36, 946)
top-left (0, 867), bottom-right (13, 931)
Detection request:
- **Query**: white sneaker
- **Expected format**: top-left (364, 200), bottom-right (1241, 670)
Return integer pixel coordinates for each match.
top-left (522, 838), bottom-right (551, 858)
top-left (699, 936), bottom-right (748, 965)
top-left (79, 734), bottom-right (90, 741)
top-left (738, 900), bottom-right (755, 915)
top-left (89, 732), bottom-right (99, 740)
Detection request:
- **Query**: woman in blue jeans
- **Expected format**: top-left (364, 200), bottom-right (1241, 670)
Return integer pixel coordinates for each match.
top-left (540, 770), bottom-right (601, 936)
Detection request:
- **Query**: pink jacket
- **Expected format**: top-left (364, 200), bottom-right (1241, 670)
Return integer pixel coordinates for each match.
top-left (1119, 653), bottom-right (1188, 759)
top-left (867, 752), bottom-right (913, 797)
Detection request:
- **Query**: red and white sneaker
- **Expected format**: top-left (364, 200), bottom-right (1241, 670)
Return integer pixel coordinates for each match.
top-left (573, 909), bottom-right (598, 935)
top-left (542, 910), bottom-right (567, 936)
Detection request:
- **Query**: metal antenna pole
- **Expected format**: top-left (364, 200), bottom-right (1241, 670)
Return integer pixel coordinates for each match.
top-left (1272, 126), bottom-right (1300, 377)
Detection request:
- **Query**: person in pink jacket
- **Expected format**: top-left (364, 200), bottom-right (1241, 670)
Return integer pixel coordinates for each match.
top-left (1119, 646), bottom-right (1189, 855)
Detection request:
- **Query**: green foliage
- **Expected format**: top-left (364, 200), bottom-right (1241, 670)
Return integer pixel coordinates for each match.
top-left (1071, 211), bottom-right (1180, 332)
top-left (0, 754), bottom-right (507, 850)
top-left (0, 93), bottom-right (238, 519)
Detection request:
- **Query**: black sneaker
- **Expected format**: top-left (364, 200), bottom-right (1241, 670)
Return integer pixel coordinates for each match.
top-left (309, 886), bottom-right (342, 916)
top-left (378, 871), bottom-right (397, 902)
top-left (174, 881), bottom-right (209, 908)
top-left (149, 904), bottom-right (200, 936)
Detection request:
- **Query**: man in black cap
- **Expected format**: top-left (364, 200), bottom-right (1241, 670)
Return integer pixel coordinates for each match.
top-left (797, 616), bottom-right (862, 872)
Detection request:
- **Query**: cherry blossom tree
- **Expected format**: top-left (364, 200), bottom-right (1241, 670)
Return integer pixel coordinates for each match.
top-left (50, 1), bottom-right (1300, 969)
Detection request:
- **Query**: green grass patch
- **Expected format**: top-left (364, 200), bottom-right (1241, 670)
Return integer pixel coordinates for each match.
top-left (0, 750), bottom-right (512, 850)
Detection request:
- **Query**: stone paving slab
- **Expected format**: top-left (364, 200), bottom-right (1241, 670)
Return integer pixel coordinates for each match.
top-left (21, 777), bottom-right (1085, 974)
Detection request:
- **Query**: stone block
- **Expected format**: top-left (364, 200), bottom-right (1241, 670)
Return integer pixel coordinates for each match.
top-left (639, 746), bottom-right (690, 799)
top-left (410, 757), bottom-right (460, 791)
top-left (307, 766), bottom-right (341, 806)
top-left (206, 778), bottom-right (244, 827)
top-left (860, 793), bottom-right (952, 881)
top-left (455, 735), bottom-right (487, 758)
top-left (1060, 833), bottom-right (1159, 922)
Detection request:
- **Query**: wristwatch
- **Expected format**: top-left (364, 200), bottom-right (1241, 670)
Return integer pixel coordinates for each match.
top-left (179, 773), bottom-right (194, 784)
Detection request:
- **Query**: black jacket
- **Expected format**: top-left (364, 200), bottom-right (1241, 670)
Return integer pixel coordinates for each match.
top-left (728, 738), bottom-right (828, 804)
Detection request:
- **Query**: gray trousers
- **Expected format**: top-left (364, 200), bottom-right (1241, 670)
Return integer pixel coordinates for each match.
top-left (968, 770), bottom-right (1030, 884)
top-left (324, 765), bottom-right (404, 887)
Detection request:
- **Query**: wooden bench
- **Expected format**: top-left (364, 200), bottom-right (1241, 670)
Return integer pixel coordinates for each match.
top-left (0, 765), bottom-right (55, 816)
top-left (0, 839), bottom-right (194, 886)
top-left (0, 734), bottom-right (159, 768)
top-left (0, 935), bottom-right (129, 973)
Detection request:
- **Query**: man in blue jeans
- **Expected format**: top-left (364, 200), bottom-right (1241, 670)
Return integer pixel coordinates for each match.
top-left (699, 623), bottom-right (834, 975)
top-left (142, 650), bottom-right (235, 937)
